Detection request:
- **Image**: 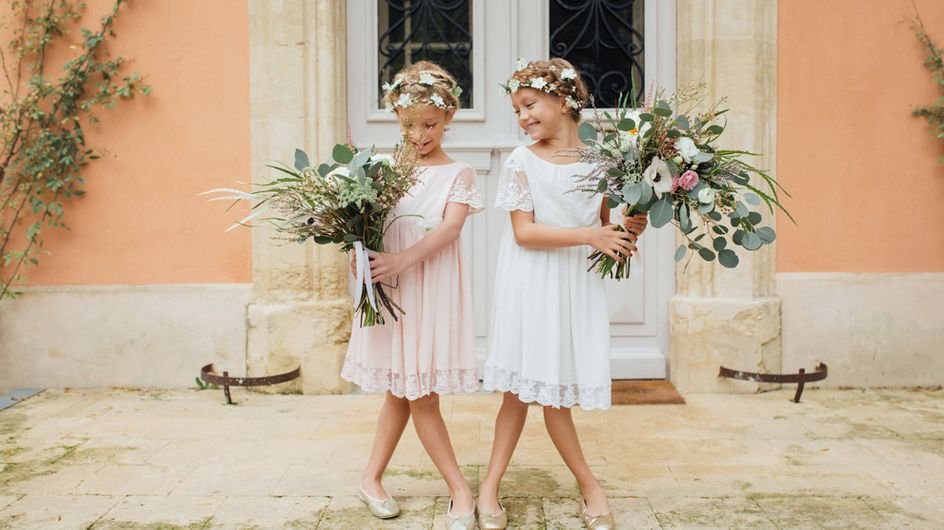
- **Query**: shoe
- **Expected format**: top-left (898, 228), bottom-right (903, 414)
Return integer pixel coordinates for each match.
top-left (358, 485), bottom-right (400, 519)
top-left (477, 500), bottom-right (507, 529)
top-left (444, 498), bottom-right (476, 530)
top-left (580, 497), bottom-right (615, 529)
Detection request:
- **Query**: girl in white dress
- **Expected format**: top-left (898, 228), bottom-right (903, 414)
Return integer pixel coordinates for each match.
top-left (477, 59), bottom-right (648, 530)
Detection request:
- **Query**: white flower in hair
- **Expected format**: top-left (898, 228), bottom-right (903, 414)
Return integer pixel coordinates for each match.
top-left (383, 78), bottom-right (402, 92)
top-left (565, 96), bottom-right (580, 109)
top-left (561, 68), bottom-right (577, 80)
top-left (419, 72), bottom-right (437, 85)
top-left (396, 93), bottom-right (412, 107)
top-left (508, 79), bottom-right (521, 93)
top-left (530, 77), bottom-right (547, 90)
top-left (429, 94), bottom-right (445, 107)
top-left (516, 58), bottom-right (529, 70)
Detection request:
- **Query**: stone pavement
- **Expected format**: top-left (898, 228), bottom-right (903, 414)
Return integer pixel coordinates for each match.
top-left (0, 386), bottom-right (942, 529)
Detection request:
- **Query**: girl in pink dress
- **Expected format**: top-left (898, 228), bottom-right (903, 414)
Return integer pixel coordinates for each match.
top-left (340, 61), bottom-right (482, 529)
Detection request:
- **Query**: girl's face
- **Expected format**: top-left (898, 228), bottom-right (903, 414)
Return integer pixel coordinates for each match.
top-left (511, 88), bottom-right (569, 140)
top-left (396, 104), bottom-right (454, 157)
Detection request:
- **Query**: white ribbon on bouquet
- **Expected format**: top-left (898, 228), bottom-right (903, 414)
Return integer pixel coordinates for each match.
top-left (352, 241), bottom-right (379, 312)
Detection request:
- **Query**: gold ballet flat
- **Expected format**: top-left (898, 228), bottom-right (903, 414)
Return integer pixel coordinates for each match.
top-left (358, 486), bottom-right (400, 519)
top-left (581, 497), bottom-right (616, 530)
top-left (477, 500), bottom-right (508, 529)
top-left (444, 499), bottom-right (476, 530)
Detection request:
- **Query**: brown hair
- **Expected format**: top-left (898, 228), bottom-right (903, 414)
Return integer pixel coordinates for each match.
top-left (381, 60), bottom-right (462, 112)
top-left (506, 57), bottom-right (590, 122)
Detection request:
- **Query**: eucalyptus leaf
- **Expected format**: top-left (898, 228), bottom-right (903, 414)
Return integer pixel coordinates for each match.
top-left (294, 148), bottom-right (310, 171)
top-left (733, 229), bottom-right (746, 245)
top-left (623, 183), bottom-right (642, 205)
top-left (706, 124), bottom-right (724, 135)
top-left (713, 237), bottom-right (727, 251)
top-left (639, 112), bottom-right (654, 122)
top-left (698, 248), bottom-right (716, 261)
top-left (579, 122), bottom-right (598, 145)
top-left (317, 163), bottom-right (331, 178)
top-left (617, 118), bottom-right (636, 131)
top-left (639, 181), bottom-right (653, 204)
top-left (678, 203), bottom-right (691, 232)
top-left (675, 115), bottom-right (690, 129)
top-left (693, 152), bottom-right (714, 164)
top-left (742, 232), bottom-right (763, 250)
top-left (756, 226), bottom-right (777, 243)
top-left (744, 192), bottom-right (760, 206)
top-left (698, 202), bottom-right (715, 214)
top-left (650, 197), bottom-right (674, 228)
top-left (653, 107), bottom-right (673, 117)
top-left (718, 249), bottom-right (739, 268)
top-left (675, 244), bottom-right (687, 262)
top-left (748, 211), bottom-right (762, 225)
top-left (707, 210), bottom-right (723, 222)
top-left (332, 144), bottom-right (354, 164)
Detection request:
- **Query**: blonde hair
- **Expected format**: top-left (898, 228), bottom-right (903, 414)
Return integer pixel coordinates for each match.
top-left (505, 57), bottom-right (590, 122)
top-left (381, 60), bottom-right (462, 112)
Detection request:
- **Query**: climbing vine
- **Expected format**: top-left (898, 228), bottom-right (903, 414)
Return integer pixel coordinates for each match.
top-left (0, 0), bottom-right (148, 300)
top-left (911, 4), bottom-right (944, 162)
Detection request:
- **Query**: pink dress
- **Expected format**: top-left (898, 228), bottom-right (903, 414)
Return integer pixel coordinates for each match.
top-left (341, 161), bottom-right (484, 400)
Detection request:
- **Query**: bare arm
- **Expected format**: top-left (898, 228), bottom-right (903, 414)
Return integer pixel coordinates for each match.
top-left (509, 209), bottom-right (634, 261)
top-left (367, 201), bottom-right (471, 283)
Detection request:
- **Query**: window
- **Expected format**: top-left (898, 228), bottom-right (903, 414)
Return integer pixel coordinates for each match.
top-left (377, 0), bottom-right (474, 108)
top-left (549, 0), bottom-right (645, 107)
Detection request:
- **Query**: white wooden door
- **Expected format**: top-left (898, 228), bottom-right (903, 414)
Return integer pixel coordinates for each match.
top-left (347, 0), bottom-right (675, 379)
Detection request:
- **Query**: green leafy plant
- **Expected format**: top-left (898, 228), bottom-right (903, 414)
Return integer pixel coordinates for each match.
top-left (911, 2), bottom-right (944, 162)
top-left (0, 0), bottom-right (149, 300)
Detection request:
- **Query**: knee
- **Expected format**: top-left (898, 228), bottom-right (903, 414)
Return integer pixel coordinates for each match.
top-left (386, 391), bottom-right (410, 409)
top-left (408, 393), bottom-right (440, 414)
top-left (502, 392), bottom-right (528, 411)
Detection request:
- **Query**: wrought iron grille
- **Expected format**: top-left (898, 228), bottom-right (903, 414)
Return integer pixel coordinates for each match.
top-left (378, 0), bottom-right (473, 108)
top-left (549, 0), bottom-right (645, 108)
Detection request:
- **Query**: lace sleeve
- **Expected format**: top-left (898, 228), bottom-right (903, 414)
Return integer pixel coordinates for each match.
top-left (494, 157), bottom-right (533, 212)
top-left (446, 166), bottom-right (484, 214)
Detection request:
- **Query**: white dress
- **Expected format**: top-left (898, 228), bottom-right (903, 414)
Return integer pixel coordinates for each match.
top-left (483, 145), bottom-right (612, 410)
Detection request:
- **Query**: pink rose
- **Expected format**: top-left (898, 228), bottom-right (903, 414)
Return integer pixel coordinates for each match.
top-left (678, 170), bottom-right (700, 191)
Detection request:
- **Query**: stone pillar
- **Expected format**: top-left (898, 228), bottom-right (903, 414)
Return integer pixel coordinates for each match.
top-left (246, 0), bottom-right (352, 394)
top-left (671, 0), bottom-right (781, 393)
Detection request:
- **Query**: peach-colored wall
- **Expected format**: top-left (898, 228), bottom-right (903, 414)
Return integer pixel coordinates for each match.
top-left (8, 0), bottom-right (250, 285)
top-left (778, 0), bottom-right (944, 272)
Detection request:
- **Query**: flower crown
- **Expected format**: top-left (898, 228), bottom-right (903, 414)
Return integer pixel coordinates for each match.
top-left (500, 58), bottom-right (584, 110)
top-left (383, 71), bottom-right (463, 112)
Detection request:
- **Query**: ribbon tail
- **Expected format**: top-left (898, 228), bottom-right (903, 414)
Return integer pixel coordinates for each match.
top-left (361, 245), bottom-right (379, 312)
top-left (353, 242), bottom-right (365, 309)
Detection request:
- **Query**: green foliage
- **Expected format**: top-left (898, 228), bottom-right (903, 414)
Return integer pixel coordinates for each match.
top-left (911, 4), bottom-right (944, 163)
top-left (0, 0), bottom-right (148, 300)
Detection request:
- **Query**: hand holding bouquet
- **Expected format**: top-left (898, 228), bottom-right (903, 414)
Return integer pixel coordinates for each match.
top-left (203, 141), bottom-right (418, 326)
top-left (570, 84), bottom-right (794, 279)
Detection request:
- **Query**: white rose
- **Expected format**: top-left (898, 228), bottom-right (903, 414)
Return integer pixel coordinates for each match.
top-left (429, 94), bottom-right (445, 108)
top-left (419, 72), bottom-right (436, 85)
top-left (530, 77), bottom-right (547, 90)
top-left (561, 68), bottom-right (577, 80)
top-left (698, 187), bottom-right (717, 204)
top-left (675, 136), bottom-right (700, 163)
top-left (516, 58), bottom-right (529, 70)
top-left (373, 154), bottom-right (395, 168)
top-left (508, 79), bottom-right (521, 93)
top-left (396, 93), bottom-right (412, 108)
top-left (643, 157), bottom-right (675, 197)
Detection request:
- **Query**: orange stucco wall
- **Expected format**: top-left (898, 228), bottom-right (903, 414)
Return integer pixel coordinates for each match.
top-left (777, 0), bottom-right (944, 272)
top-left (10, 0), bottom-right (250, 285)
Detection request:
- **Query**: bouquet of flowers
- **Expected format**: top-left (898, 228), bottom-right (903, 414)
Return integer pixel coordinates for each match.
top-left (202, 141), bottom-right (419, 326)
top-left (570, 84), bottom-right (794, 279)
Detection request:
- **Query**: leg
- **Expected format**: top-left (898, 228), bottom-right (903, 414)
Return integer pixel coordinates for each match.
top-left (479, 391), bottom-right (529, 515)
top-left (362, 391), bottom-right (411, 499)
top-left (408, 393), bottom-right (475, 514)
top-left (543, 406), bottom-right (609, 515)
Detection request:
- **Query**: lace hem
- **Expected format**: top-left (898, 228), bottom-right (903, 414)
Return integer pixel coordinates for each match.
top-left (482, 365), bottom-right (611, 410)
top-left (341, 360), bottom-right (480, 400)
